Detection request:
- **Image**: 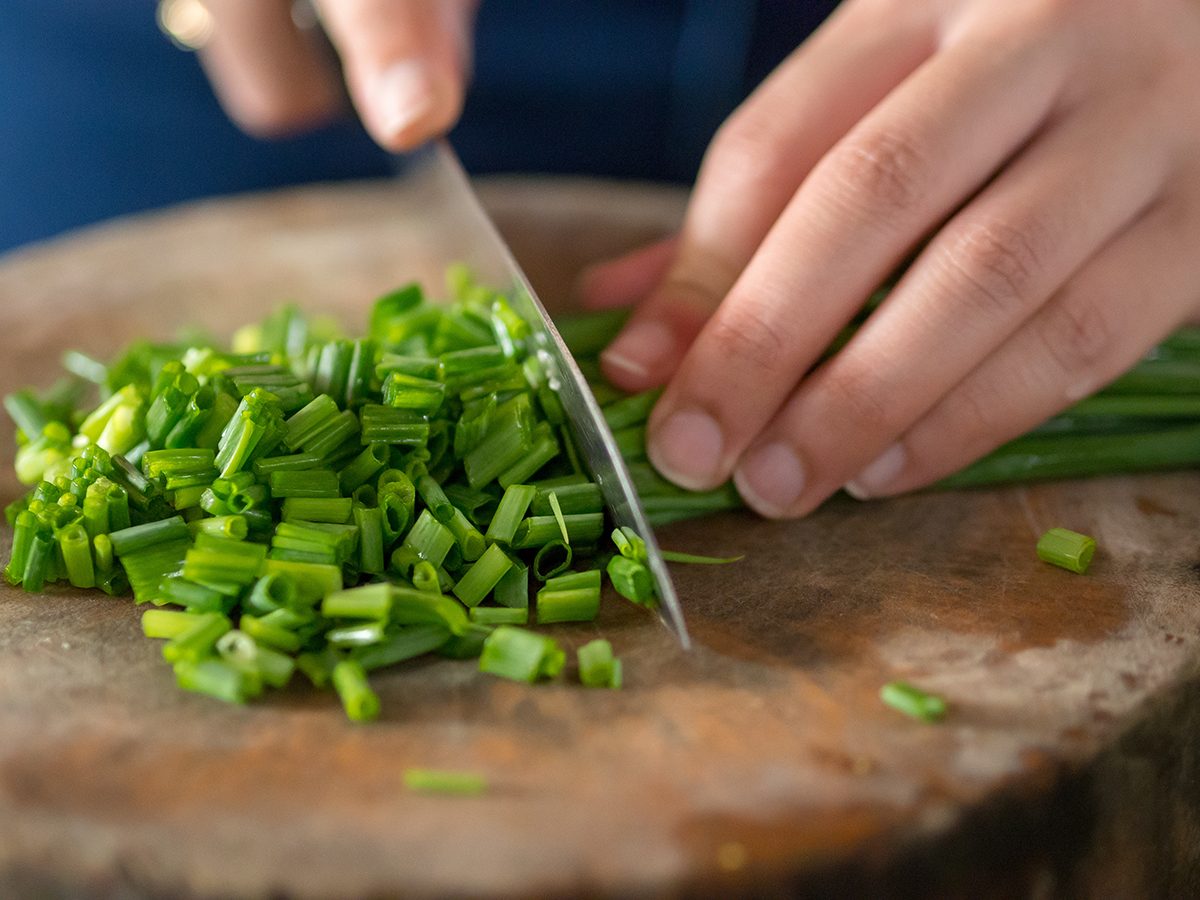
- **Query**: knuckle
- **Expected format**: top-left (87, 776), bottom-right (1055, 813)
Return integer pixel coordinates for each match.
top-left (819, 366), bottom-right (895, 433)
top-left (705, 304), bottom-right (789, 372)
top-left (825, 128), bottom-right (930, 218)
top-left (1038, 288), bottom-right (1118, 380)
top-left (941, 220), bottom-right (1046, 318)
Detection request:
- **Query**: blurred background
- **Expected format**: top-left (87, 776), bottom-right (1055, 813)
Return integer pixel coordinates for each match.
top-left (0, 1), bottom-right (839, 256)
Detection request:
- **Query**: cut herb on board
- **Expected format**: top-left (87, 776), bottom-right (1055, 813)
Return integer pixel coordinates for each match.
top-left (2, 272), bottom-right (743, 722)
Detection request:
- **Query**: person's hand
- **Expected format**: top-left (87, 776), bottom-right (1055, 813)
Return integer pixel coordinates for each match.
top-left (582, 0), bottom-right (1200, 518)
top-left (195, 0), bottom-right (476, 150)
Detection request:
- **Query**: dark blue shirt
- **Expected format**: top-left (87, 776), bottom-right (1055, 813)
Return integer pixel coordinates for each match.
top-left (0, 1), bottom-right (836, 254)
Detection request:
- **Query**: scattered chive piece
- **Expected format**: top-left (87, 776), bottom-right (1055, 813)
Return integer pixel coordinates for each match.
top-left (403, 768), bottom-right (488, 795)
top-left (607, 555), bottom-right (655, 605)
top-left (484, 483), bottom-right (536, 546)
top-left (577, 639), bottom-right (622, 689)
top-left (332, 659), bottom-right (381, 722)
top-left (1036, 527), bottom-right (1096, 575)
top-left (479, 626), bottom-right (565, 682)
top-left (536, 585), bottom-right (601, 624)
top-left (880, 681), bottom-right (947, 723)
top-left (453, 543), bottom-right (514, 608)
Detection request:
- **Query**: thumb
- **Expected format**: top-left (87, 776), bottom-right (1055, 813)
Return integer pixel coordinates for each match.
top-left (316, 0), bottom-right (477, 151)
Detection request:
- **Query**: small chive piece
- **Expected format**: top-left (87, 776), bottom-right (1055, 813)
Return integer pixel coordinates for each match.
top-left (880, 681), bottom-right (947, 723)
top-left (607, 555), bottom-right (655, 605)
top-left (577, 638), bottom-right (622, 689)
top-left (536, 585), bottom-right (601, 624)
top-left (332, 659), bottom-right (381, 722)
top-left (403, 768), bottom-right (488, 795)
top-left (469, 606), bottom-right (528, 626)
top-left (453, 543), bottom-right (514, 608)
top-left (660, 549), bottom-right (744, 565)
top-left (1036, 527), bottom-right (1096, 575)
top-left (478, 626), bottom-right (565, 682)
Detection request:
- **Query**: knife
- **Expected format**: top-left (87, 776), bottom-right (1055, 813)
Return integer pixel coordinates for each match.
top-left (394, 141), bottom-right (690, 649)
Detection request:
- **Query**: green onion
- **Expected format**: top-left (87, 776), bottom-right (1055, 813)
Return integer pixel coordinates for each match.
top-left (331, 659), bottom-right (380, 722)
top-left (536, 585), bottom-right (601, 624)
top-left (280, 497), bottom-right (353, 524)
top-left (354, 624), bottom-right (451, 671)
top-left (532, 541), bottom-right (572, 581)
top-left (492, 558), bottom-right (529, 609)
top-left (577, 638), bottom-right (622, 689)
top-left (484, 483), bottom-right (536, 546)
top-left (478, 626), bottom-right (565, 682)
top-left (1036, 528), bottom-right (1096, 575)
top-left (338, 443), bottom-right (389, 494)
top-left (453, 544), bottom-right (514, 608)
top-left (446, 508), bottom-right (486, 562)
top-left (512, 514), bottom-right (605, 549)
top-left (162, 612), bottom-right (233, 664)
top-left (173, 658), bottom-right (253, 704)
top-left (602, 388), bottom-right (662, 431)
top-left (607, 555), bottom-right (655, 605)
top-left (402, 510), bottom-right (456, 568)
top-left (269, 469), bottom-right (340, 499)
top-left (142, 608), bottom-right (197, 639)
top-left (58, 522), bottom-right (96, 588)
top-left (880, 681), bottom-right (947, 722)
top-left (322, 583), bottom-right (393, 619)
top-left (531, 482), bottom-right (603, 516)
top-left (469, 607), bottom-right (528, 626)
top-left (109, 516), bottom-right (190, 557)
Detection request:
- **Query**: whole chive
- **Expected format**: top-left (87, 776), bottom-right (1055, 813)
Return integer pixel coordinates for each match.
top-left (162, 612), bottom-right (233, 664)
top-left (513, 514), bottom-right (605, 550)
top-left (280, 497), bottom-right (353, 524)
top-left (453, 543), bottom-right (514, 607)
top-left (189, 515), bottom-right (249, 541)
top-left (536, 585), bottom-right (601, 624)
top-left (880, 681), bottom-right (947, 722)
top-left (415, 473), bottom-right (454, 523)
top-left (446, 508), bottom-right (486, 562)
top-left (142, 608), bottom-right (198, 639)
top-left (532, 541), bottom-right (572, 581)
top-left (1036, 527), bottom-right (1096, 574)
top-left (403, 768), bottom-right (488, 795)
top-left (322, 583), bottom-right (393, 619)
top-left (331, 659), bottom-right (380, 722)
top-left (269, 469), bottom-right (340, 499)
top-left (531, 482), bottom-right (603, 516)
top-left (485, 483), bottom-right (536, 546)
top-left (109, 516), bottom-right (189, 557)
top-left (607, 555), bottom-right (655, 605)
top-left (660, 549), bottom-right (744, 565)
top-left (577, 638), bottom-right (622, 689)
top-left (602, 388), bottom-right (662, 431)
top-left (642, 489), bottom-right (743, 526)
top-left (479, 626), bottom-right (565, 682)
top-left (58, 522), bottom-right (96, 588)
top-left (339, 443), bottom-right (390, 494)
top-left (173, 658), bottom-right (252, 704)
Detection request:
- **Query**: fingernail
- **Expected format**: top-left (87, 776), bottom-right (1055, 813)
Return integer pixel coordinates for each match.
top-left (372, 60), bottom-right (435, 143)
top-left (649, 409), bottom-right (724, 490)
top-left (733, 442), bottom-right (806, 518)
top-left (844, 443), bottom-right (907, 500)
top-left (601, 320), bottom-right (675, 382)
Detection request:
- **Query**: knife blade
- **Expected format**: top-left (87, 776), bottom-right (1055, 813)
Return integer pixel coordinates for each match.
top-left (396, 141), bottom-right (690, 649)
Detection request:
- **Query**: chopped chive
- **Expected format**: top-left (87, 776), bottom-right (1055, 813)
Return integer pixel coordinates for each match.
top-left (532, 541), bottom-right (572, 581)
top-left (162, 612), bottom-right (233, 664)
top-left (403, 768), bottom-right (488, 795)
top-left (536, 585), bottom-right (601, 624)
top-left (243, 572), bottom-right (299, 615)
top-left (331, 659), bottom-right (380, 722)
top-left (415, 473), bottom-right (454, 522)
top-left (269, 469), bottom-right (340, 498)
top-left (411, 560), bottom-right (442, 593)
top-left (496, 428), bottom-right (559, 487)
top-left (322, 583), bottom-right (393, 619)
top-left (602, 388), bottom-right (662, 431)
top-left (253, 451), bottom-right (324, 476)
top-left (1036, 527), bottom-right (1096, 574)
top-left (453, 544), bottom-right (514, 607)
top-left (492, 557), bottom-right (529, 609)
top-left (239, 612), bottom-right (303, 653)
top-left (58, 522), bottom-right (96, 588)
top-left (280, 497), bottom-right (353, 524)
top-left (478, 626), bottom-right (565, 682)
top-left (531, 482), bottom-right (603, 516)
top-left (577, 639), bottom-right (622, 689)
top-left (544, 569), bottom-right (602, 592)
top-left (173, 658), bottom-right (252, 704)
top-left (188, 515), bottom-right (249, 541)
top-left (512, 513), bottom-right (605, 549)
top-left (142, 608), bottom-right (197, 639)
top-left (354, 623), bottom-right (451, 671)
top-left (402, 509), bottom-right (456, 567)
top-left (359, 404), bottom-right (429, 446)
top-left (353, 503), bottom-right (385, 575)
top-left (607, 555), bottom-right (655, 605)
top-left (109, 516), bottom-right (190, 557)
top-left (216, 629), bottom-right (294, 688)
top-left (327, 621), bottom-right (388, 648)
top-left (338, 443), bottom-right (390, 494)
top-left (880, 681), bottom-right (947, 723)
top-left (547, 491), bottom-right (570, 544)
top-left (469, 606), bottom-right (528, 626)
top-left (485, 483), bottom-right (536, 546)
top-left (389, 586), bottom-right (469, 635)
top-left (446, 508), bottom-right (486, 562)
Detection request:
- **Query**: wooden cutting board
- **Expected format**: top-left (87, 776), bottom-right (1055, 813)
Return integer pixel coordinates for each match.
top-left (2, 179), bottom-right (1200, 898)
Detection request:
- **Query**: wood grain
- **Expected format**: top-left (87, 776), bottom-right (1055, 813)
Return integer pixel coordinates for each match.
top-left (2, 179), bottom-right (1199, 898)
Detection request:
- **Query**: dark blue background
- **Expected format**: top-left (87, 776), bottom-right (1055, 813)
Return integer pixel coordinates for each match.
top-left (0, 1), bottom-right (837, 254)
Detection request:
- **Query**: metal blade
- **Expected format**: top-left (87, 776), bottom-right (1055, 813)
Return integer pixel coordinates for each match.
top-left (399, 141), bottom-right (689, 648)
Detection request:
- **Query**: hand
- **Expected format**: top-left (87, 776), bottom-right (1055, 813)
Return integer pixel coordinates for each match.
top-left (582, 0), bottom-right (1200, 518)
top-left (194, 0), bottom-right (476, 150)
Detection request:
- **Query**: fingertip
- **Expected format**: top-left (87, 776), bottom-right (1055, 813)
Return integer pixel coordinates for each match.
top-left (365, 58), bottom-right (462, 151)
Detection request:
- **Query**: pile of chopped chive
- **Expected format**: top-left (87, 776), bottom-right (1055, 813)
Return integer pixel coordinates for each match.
top-left (2, 270), bottom-right (730, 721)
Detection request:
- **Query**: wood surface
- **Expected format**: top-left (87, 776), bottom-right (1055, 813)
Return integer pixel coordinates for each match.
top-left (2, 179), bottom-right (1200, 898)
